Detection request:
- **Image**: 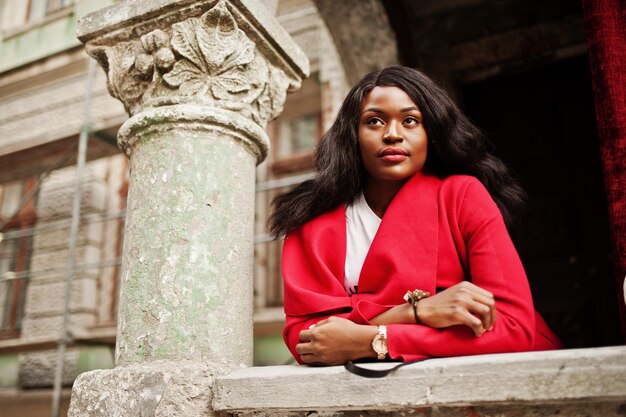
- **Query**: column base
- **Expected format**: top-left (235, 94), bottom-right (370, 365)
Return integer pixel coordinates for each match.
top-left (69, 360), bottom-right (227, 416)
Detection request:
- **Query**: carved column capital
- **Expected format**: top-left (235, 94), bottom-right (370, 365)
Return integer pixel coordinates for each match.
top-left (78, 0), bottom-right (309, 160)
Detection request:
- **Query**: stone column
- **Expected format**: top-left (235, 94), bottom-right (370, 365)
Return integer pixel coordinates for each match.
top-left (69, 1), bottom-right (308, 415)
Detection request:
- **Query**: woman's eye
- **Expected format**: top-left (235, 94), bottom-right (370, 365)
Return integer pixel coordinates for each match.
top-left (404, 116), bottom-right (420, 125)
top-left (366, 118), bottom-right (383, 125)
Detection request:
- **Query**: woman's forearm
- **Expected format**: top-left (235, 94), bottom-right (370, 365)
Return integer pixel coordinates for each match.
top-left (369, 303), bottom-right (415, 325)
top-left (295, 317), bottom-right (379, 365)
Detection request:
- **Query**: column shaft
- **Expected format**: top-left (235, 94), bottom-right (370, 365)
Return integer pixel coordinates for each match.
top-left (116, 106), bottom-right (264, 366)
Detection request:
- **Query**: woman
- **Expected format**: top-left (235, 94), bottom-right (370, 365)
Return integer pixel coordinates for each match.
top-left (270, 66), bottom-right (561, 366)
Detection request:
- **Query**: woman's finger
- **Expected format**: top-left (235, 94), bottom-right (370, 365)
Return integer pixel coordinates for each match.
top-left (468, 293), bottom-right (496, 330)
top-left (453, 286), bottom-right (496, 331)
top-left (296, 343), bottom-right (314, 356)
top-left (446, 303), bottom-right (485, 336)
top-left (462, 300), bottom-right (491, 330)
top-left (489, 306), bottom-right (496, 331)
top-left (299, 329), bottom-right (312, 342)
top-left (458, 311), bottom-right (486, 337)
top-left (459, 281), bottom-right (494, 300)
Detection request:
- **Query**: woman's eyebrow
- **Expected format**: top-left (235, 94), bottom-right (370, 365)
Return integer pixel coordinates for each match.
top-left (362, 107), bottom-right (384, 114)
top-left (362, 107), bottom-right (421, 114)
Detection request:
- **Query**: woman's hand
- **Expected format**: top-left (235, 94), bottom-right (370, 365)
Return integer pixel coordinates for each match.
top-left (416, 281), bottom-right (496, 336)
top-left (295, 316), bottom-right (378, 365)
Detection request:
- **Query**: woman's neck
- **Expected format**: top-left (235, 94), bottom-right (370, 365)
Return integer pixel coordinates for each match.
top-left (362, 178), bottom-right (407, 218)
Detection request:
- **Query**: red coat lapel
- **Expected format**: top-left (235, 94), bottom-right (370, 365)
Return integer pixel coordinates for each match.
top-left (282, 172), bottom-right (441, 316)
top-left (358, 171), bottom-right (440, 301)
top-left (282, 204), bottom-right (348, 316)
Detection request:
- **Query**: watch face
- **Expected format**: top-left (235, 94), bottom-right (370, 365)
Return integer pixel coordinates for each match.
top-left (373, 335), bottom-right (387, 353)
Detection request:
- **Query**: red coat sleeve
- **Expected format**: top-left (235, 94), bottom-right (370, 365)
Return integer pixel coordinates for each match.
top-left (284, 302), bottom-right (395, 364)
top-left (387, 178), bottom-right (536, 361)
top-left (281, 175), bottom-right (559, 364)
top-left (281, 207), bottom-right (395, 364)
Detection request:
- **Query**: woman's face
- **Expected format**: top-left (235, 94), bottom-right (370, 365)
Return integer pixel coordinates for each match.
top-left (358, 86), bottom-right (428, 186)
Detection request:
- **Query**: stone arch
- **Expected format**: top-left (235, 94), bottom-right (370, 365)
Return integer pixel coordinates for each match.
top-left (313, 0), bottom-right (399, 85)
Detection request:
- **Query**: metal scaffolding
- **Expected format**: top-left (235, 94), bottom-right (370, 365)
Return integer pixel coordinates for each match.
top-left (50, 56), bottom-right (96, 417)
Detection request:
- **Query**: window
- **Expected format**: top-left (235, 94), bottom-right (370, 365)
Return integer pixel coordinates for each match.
top-left (0, 177), bottom-right (38, 339)
top-left (275, 113), bottom-right (318, 159)
top-left (27, 0), bottom-right (74, 23)
top-left (45, 0), bottom-right (74, 15)
top-left (0, 0), bottom-right (74, 32)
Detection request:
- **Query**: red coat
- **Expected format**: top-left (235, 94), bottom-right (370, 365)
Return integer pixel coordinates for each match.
top-left (282, 172), bottom-right (562, 363)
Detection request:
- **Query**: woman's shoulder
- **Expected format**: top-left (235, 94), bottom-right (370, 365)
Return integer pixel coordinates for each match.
top-left (439, 174), bottom-right (482, 187)
top-left (437, 174), bottom-right (500, 217)
top-left (287, 203), bottom-right (346, 239)
top-left (438, 174), bottom-right (488, 199)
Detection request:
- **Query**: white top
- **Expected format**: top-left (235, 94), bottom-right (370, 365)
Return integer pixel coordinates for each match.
top-left (344, 193), bottom-right (382, 294)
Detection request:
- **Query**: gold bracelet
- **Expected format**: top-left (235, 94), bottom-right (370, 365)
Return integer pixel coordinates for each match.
top-left (403, 289), bottom-right (430, 324)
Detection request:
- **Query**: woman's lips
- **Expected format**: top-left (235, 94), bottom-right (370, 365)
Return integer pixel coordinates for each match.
top-left (381, 154), bottom-right (407, 162)
top-left (379, 148), bottom-right (408, 162)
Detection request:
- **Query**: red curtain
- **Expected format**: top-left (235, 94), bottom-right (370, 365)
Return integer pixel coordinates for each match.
top-left (582, 0), bottom-right (626, 341)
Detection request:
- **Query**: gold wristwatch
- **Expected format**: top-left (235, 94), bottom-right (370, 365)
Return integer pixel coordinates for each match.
top-left (371, 325), bottom-right (388, 360)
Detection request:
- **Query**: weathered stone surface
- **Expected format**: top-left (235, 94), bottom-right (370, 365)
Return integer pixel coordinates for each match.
top-left (32, 222), bottom-right (103, 253)
top-left (78, 0), bottom-right (308, 124)
top-left (73, 0), bottom-right (307, 371)
top-left (19, 349), bottom-right (79, 388)
top-left (313, 0), bottom-right (398, 85)
top-left (116, 103), bottom-right (270, 161)
top-left (76, 0), bottom-right (309, 79)
top-left (0, 55), bottom-right (125, 157)
top-left (276, 4), bottom-right (322, 72)
top-left (222, 402), bottom-right (626, 417)
top-left (24, 278), bottom-right (96, 316)
top-left (68, 360), bottom-right (220, 417)
top-left (71, 0), bottom-right (308, 414)
top-left (30, 244), bottom-right (101, 275)
top-left (115, 117), bottom-right (257, 366)
top-left (37, 163), bottom-right (109, 221)
top-left (17, 347), bottom-right (114, 389)
top-left (213, 346), bottom-right (626, 414)
top-left (21, 312), bottom-right (95, 339)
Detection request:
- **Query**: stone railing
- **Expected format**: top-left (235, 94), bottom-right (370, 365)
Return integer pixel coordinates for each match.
top-left (212, 346), bottom-right (626, 416)
top-left (70, 345), bottom-right (626, 416)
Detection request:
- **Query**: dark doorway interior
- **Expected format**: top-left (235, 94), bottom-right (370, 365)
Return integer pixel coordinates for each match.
top-left (462, 57), bottom-right (621, 348)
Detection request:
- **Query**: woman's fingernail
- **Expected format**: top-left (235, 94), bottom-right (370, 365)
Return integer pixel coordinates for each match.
top-left (309, 324), bottom-right (316, 329)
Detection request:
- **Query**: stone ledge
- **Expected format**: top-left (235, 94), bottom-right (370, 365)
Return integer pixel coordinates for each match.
top-left (213, 346), bottom-right (626, 413)
top-left (68, 360), bottom-right (221, 417)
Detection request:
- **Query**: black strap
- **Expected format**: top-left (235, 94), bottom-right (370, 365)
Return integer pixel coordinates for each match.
top-left (344, 358), bottom-right (427, 378)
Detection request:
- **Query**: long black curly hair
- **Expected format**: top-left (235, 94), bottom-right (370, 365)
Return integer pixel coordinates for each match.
top-left (269, 66), bottom-right (525, 238)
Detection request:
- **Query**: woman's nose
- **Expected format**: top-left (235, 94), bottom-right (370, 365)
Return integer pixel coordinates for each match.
top-left (383, 122), bottom-right (403, 143)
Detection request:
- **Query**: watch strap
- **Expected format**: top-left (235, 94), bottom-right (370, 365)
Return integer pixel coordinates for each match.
top-left (344, 358), bottom-right (428, 378)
